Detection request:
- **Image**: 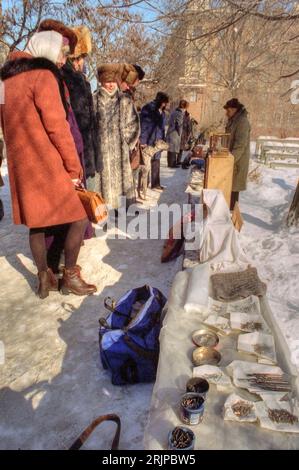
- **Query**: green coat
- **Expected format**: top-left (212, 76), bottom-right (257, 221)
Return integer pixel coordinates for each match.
top-left (225, 107), bottom-right (251, 192)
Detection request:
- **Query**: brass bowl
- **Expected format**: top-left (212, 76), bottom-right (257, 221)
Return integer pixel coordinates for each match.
top-left (192, 347), bottom-right (222, 366)
top-left (192, 329), bottom-right (219, 348)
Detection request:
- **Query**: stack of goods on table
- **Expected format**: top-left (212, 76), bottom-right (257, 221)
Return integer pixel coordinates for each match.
top-left (144, 188), bottom-right (299, 450)
top-left (188, 288), bottom-right (299, 435)
top-left (186, 167), bottom-right (205, 195)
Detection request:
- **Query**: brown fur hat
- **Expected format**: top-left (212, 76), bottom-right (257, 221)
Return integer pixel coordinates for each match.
top-left (97, 64), bottom-right (123, 83)
top-left (121, 63), bottom-right (139, 86)
top-left (70, 26), bottom-right (92, 58)
top-left (38, 19), bottom-right (77, 54)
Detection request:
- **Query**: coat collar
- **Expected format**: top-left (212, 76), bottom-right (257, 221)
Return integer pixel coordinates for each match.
top-left (0, 52), bottom-right (69, 115)
top-left (1, 53), bottom-right (61, 81)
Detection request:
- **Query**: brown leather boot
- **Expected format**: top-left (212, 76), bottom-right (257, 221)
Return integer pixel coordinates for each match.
top-left (37, 268), bottom-right (59, 299)
top-left (60, 265), bottom-right (97, 296)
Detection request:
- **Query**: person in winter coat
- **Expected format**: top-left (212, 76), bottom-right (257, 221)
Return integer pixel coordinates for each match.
top-left (166, 99), bottom-right (189, 168)
top-left (179, 105), bottom-right (192, 161)
top-left (0, 29), bottom-right (97, 298)
top-left (0, 126), bottom-right (4, 221)
top-left (37, 20), bottom-right (93, 275)
top-left (61, 26), bottom-right (99, 189)
top-left (224, 98), bottom-right (251, 210)
top-left (140, 92), bottom-right (169, 190)
top-left (95, 64), bottom-right (140, 210)
top-left (120, 64), bottom-right (145, 201)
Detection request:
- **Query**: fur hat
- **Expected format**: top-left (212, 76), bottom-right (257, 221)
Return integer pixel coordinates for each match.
top-left (223, 98), bottom-right (243, 110)
top-left (38, 19), bottom-right (77, 54)
top-left (121, 63), bottom-right (139, 86)
top-left (97, 64), bottom-right (123, 83)
top-left (70, 26), bottom-right (92, 58)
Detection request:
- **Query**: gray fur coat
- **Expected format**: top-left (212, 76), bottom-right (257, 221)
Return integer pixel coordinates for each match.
top-left (95, 87), bottom-right (140, 209)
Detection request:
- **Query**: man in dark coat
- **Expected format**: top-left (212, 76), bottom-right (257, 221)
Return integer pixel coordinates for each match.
top-left (166, 99), bottom-right (188, 168)
top-left (224, 98), bottom-right (251, 210)
top-left (61, 26), bottom-right (99, 188)
top-left (140, 92), bottom-right (169, 190)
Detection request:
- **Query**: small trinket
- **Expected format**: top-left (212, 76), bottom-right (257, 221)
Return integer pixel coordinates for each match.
top-left (192, 347), bottom-right (222, 366)
top-left (268, 409), bottom-right (298, 425)
top-left (254, 344), bottom-right (270, 355)
top-left (181, 396), bottom-right (204, 410)
top-left (168, 427), bottom-right (195, 450)
top-left (180, 392), bottom-right (205, 425)
top-left (244, 373), bottom-right (292, 392)
top-left (241, 321), bottom-right (262, 331)
top-left (192, 329), bottom-right (219, 348)
top-left (232, 401), bottom-right (253, 418)
top-left (186, 377), bottom-right (209, 398)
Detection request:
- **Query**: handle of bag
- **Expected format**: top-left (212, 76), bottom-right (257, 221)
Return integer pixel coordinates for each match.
top-left (104, 296), bottom-right (116, 313)
top-left (99, 317), bottom-right (110, 329)
top-left (124, 335), bottom-right (159, 361)
top-left (69, 414), bottom-right (121, 450)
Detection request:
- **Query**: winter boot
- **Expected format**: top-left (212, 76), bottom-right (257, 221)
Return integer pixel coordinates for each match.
top-left (60, 265), bottom-right (97, 296)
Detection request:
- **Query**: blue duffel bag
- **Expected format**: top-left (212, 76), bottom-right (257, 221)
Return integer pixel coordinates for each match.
top-left (99, 285), bottom-right (167, 385)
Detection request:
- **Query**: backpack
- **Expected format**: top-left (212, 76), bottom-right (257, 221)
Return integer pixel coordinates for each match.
top-left (99, 285), bottom-right (167, 386)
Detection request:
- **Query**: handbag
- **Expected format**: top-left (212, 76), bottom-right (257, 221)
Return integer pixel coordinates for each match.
top-left (69, 414), bottom-right (121, 450)
top-left (76, 187), bottom-right (108, 225)
top-left (129, 142), bottom-right (141, 170)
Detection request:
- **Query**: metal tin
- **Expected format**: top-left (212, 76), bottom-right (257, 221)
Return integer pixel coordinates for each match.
top-left (186, 377), bottom-right (210, 399)
top-left (192, 346), bottom-right (222, 366)
top-left (192, 329), bottom-right (219, 348)
top-left (180, 392), bottom-right (205, 426)
top-left (168, 426), bottom-right (195, 450)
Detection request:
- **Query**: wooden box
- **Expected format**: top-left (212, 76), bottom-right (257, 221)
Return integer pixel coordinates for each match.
top-left (204, 150), bottom-right (234, 207)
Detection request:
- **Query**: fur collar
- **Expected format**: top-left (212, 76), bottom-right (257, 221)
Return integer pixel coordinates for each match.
top-left (0, 57), bottom-right (69, 115)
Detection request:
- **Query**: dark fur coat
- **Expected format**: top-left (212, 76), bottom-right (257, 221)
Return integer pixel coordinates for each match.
top-left (61, 62), bottom-right (99, 178)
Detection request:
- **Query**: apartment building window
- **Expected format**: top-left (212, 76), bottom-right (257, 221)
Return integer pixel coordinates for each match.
top-left (189, 91), bottom-right (198, 102)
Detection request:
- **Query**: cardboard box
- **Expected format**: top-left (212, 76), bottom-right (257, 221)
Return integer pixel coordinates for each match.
top-left (204, 151), bottom-right (234, 207)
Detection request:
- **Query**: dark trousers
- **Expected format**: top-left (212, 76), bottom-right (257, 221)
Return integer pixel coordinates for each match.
top-left (0, 199), bottom-right (4, 221)
top-left (167, 151), bottom-right (178, 168)
top-left (230, 191), bottom-right (239, 211)
top-left (178, 150), bottom-right (183, 164)
top-left (151, 158), bottom-right (161, 188)
top-left (45, 224), bottom-right (70, 273)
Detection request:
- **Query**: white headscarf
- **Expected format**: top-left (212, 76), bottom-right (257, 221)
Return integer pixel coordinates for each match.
top-left (25, 30), bottom-right (63, 64)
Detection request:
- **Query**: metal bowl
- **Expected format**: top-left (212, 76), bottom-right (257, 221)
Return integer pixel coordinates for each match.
top-left (192, 329), bottom-right (219, 348)
top-left (192, 347), bottom-right (222, 366)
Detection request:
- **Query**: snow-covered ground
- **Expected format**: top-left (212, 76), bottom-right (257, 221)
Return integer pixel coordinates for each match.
top-left (241, 163), bottom-right (299, 369)
top-left (0, 154), bottom-right (298, 449)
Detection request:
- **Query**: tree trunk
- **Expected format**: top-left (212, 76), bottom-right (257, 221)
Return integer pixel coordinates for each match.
top-left (287, 180), bottom-right (299, 227)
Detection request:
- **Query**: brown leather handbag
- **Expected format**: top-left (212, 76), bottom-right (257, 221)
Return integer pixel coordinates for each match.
top-left (76, 187), bottom-right (108, 224)
top-left (130, 142), bottom-right (141, 170)
top-left (69, 414), bottom-right (121, 450)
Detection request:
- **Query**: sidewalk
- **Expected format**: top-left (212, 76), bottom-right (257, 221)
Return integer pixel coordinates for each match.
top-left (0, 156), bottom-right (185, 450)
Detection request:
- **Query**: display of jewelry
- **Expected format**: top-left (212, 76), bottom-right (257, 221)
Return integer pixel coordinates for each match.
top-left (237, 332), bottom-right (277, 364)
top-left (224, 394), bottom-right (257, 423)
